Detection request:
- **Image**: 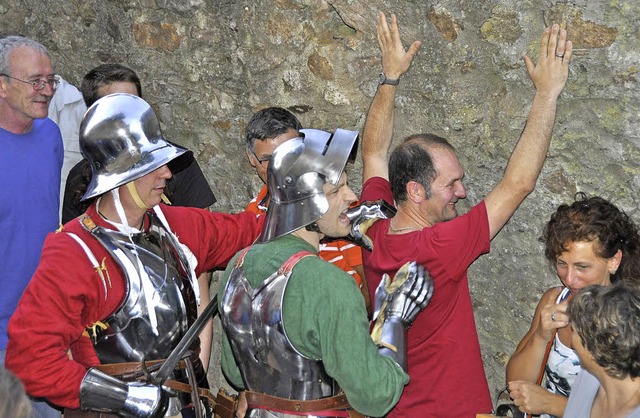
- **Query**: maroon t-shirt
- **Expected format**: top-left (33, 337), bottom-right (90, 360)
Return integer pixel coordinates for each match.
top-left (361, 176), bottom-right (493, 417)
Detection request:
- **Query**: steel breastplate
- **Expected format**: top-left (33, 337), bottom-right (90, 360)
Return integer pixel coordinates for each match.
top-left (84, 212), bottom-right (197, 364)
top-left (221, 255), bottom-right (338, 402)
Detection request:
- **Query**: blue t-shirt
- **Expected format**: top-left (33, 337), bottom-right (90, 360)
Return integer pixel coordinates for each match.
top-left (0, 118), bottom-right (63, 349)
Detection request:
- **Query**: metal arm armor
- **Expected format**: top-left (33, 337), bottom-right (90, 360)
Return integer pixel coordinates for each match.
top-left (79, 368), bottom-right (169, 418)
top-left (372, 261), bottom-right (434, 371)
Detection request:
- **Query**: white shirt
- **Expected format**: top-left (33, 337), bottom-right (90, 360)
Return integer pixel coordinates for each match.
top-left (48, 76), bottom-right (87, 217)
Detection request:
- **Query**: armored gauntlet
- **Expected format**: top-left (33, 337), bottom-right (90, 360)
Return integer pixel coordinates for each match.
top-left (79, 368), bottom-right (169, 418)
top-left (371, 261), bottom-right (434, 371)
top-left (344, 199), bottom-right (396, 251)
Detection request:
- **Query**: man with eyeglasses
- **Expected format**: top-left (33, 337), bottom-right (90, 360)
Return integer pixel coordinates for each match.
top-left (243, 107), bottom-right (371, 312)
top-left (0, 35), bottom-right (63, 418)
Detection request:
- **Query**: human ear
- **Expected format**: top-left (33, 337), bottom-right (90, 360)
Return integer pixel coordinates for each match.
top-left (407, 181), bottom-right (424, 203)
top-left (246, 148), bottom-right (257, 168)
top-left (608, 249), bottom-right (622, 275)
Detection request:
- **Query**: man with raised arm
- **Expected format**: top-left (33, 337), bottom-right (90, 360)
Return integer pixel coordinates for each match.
top-left (360, 12), bottom-right (572, 417)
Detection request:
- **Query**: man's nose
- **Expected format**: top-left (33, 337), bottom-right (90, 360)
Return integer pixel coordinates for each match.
top-left (456, 183), bottom-right (467, 199)
top-left (345, 186), bottom-right (357, 204)
top-left (41, 82), bottom-right (56, 96)
top-left (158, 164), bottom-right (172, 179)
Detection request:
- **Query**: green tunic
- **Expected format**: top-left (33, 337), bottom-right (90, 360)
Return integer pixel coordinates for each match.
top-left (218, 234), bottom-right (408, 417)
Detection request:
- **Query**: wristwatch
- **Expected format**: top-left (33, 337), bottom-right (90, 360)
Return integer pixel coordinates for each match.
top-left (378, 72), bottom-right (400, 86)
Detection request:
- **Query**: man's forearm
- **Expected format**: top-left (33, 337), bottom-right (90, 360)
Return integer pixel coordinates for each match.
top-left (362, 85), bottom-right (398, 182)
top-left (502, 92), bottom-right (559, 192)
top-left (484, 25), bottom-right (570, 239)
top-left (485, 92), bottom-right (560, 238)
top-left (197, 271), bottom-right (213, 370)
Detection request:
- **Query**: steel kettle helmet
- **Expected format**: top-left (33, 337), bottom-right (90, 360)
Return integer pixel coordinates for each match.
top-left (260, 128), bottom-right (358, 242)
top-left (79, 93), bottom-right (188, 200)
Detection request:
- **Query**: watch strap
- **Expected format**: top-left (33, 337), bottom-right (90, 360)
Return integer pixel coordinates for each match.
top-left (379, 72), bottom-right (400, 86)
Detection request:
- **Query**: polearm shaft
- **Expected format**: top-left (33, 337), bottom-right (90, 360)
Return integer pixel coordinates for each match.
top-left (152, 295), bottom-right (219, 384)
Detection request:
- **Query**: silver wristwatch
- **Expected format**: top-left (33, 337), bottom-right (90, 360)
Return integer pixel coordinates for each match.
top-left (378, 72), bottom-right (400, 86)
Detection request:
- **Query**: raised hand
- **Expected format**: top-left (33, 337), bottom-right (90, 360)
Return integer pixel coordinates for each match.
top-left (377, 12), bottom-right (422, 80)
top-left (523, 24), bottom-right (573, 99)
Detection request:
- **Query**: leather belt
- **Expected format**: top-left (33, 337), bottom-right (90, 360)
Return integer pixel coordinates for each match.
top-left (245, 391), bottom-right (365, 418)
top-left (94, 348), bottom-right (200, 381)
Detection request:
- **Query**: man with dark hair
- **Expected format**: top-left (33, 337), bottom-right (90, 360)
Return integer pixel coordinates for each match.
top-left (62, 63), bottom-right (216, 224)
top-left (243, 107), bottom-right (370, 310)
top-left (387, 133), bottom-right (451, 204)
top-left (359, 12), bottom-right (573, 417)
top-left (0, 34), bottom-right (63, 418)
top-left (80, 63), bottom-right (142, 106)
top-left (219, 128), bottom-right (433, 417)
top-left (244, 106), bottom-right (302, 185)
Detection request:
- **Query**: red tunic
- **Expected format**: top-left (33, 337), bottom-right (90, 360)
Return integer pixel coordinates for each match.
top-left (361, 177), bottom-right (493, 417)
top-left (6, 202), bottom-right (262, 409)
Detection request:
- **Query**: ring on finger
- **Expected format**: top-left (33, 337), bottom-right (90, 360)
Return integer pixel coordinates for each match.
top-left (551, 313), bottom-right (556, 321)
top-left (555, 53), bottom-right (564, 58)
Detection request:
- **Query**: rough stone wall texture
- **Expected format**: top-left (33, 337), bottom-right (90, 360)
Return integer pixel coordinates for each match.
top-left (4, 0), bottom-right (639, 407)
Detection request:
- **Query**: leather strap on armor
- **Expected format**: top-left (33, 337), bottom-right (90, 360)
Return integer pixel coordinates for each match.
top-left (94, 355), bottom-right (236, 416)
top-left (89, 352), bottom-right (214, 416)
top-left (63, 410), bottom-right (119, 418)
top-left (212, 388), bottom-right (238, 418)
top-left (233, 247), bottom-right (313, 273)
top-left (245, 391), bottom-right (365, 418)
top-left (93, 349), bottom-right (200, 379)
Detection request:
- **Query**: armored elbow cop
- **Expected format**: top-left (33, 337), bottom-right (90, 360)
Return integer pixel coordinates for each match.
top-left (79, 368), bottom-right (169, 418)
top-left (371, 261), bottom-right (434, 371)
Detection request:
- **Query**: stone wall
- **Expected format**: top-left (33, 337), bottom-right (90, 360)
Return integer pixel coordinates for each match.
top-left (4, 0), bottom-right (639, 406)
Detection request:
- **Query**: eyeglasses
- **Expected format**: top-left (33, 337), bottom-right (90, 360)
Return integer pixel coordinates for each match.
top-left (1, 74), bottom-right (59, 91)
top-left (252, 150), bottom-right (271, 167)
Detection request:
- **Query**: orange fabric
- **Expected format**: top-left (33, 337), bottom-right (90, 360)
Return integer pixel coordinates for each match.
top-left (245, 185), bottom-right (363, 287)
top-left (318, 241), bottom-right (363, 287)
top-left (244, 185), bottom-right (269, 216)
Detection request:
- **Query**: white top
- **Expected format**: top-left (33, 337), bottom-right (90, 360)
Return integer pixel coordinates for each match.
top-left (48, 76), bottom-right (87, 216)
top-left (564, 368), bottom-right (640, 418)
top-left (541, 288), bottom-right (580, 418)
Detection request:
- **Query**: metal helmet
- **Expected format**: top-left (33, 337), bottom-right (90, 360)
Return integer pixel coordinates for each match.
top-left (79, 93), bottom-right (188, 200)
top-left (260, 128), bottom-right (358, 243)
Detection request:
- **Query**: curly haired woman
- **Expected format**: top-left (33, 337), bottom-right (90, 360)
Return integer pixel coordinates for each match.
top-left (506, 193), bottom-right (640, 417)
